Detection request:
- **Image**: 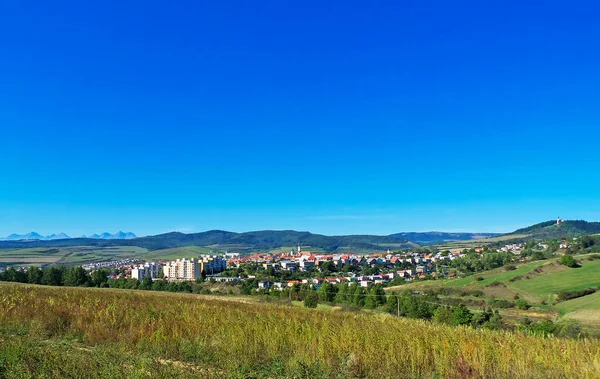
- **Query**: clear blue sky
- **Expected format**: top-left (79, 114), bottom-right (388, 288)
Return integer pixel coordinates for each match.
top-left (1, 1), bottom-right (599, 237)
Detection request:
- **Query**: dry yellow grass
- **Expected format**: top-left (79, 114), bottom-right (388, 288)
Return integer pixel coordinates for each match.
top-left (1, 283), bottom-right (600, 378)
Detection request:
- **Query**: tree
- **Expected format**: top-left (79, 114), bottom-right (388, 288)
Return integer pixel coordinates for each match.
top-left (352, 285), bottom-right (366, 306)
top-left (433, 306), bottom-right (453, 324)
top-left (386, 293), bottom-right (399, 315)
top-left (515, 299), bottom-right (530, 310)
top-left (531, 251), bottom-right (546, 261)
top-left (335, 283), bottom-right (349, 304)
top-left (151, 280), bottom-right (168, 291)
top-left (451, 304), bottom-right (473, 326)
top-left (138, 275), bottom-right (153, 290)
top-left (319, 261), bottom-right (334, 274)
top-left (63, 266), bottom-right (91, 287)
top-left (91, 269), bottom-right (109, 287)
top-left (42, 267), bottom-right (64, 286)
top-left (559, 255), bottom-right (578, 268)
top-left (318, 281), bottom-right (336, 303)
top-left (369, 284), bottom-right (386, 308)
top-left (27, 266), bottom-right (43, 284)
top-left (304, 292), bottom-right (318, 308)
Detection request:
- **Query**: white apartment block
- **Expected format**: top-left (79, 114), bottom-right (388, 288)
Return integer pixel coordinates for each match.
top-left (131, 262), bottom-right (162, 281)
top-left (162, 256), bottom-right (227, 281)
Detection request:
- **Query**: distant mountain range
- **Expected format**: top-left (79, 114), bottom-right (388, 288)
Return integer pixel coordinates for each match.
top-left (0, 220), bottom-right (597, 252)
top-left (0, 231), bottom-right (137, 241)
top-left (0, 229), bottom-right (494, 252)
top-left (81, 232), bottom-right (137, 240)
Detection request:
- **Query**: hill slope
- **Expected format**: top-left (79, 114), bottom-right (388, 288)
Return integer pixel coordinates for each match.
top-left (507, 220), bottom-right (600, 240)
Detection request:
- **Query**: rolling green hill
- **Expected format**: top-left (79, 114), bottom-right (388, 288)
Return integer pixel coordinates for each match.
top-left (0, 230), bottom-right (413, 252)
top-left (507, 220), bottom-right (600, 240)
top-left (388, 254), bottom-right (600, 333)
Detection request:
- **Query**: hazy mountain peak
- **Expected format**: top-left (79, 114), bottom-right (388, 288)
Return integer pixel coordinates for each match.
top-left (0, 231), bottom-right (137, 241)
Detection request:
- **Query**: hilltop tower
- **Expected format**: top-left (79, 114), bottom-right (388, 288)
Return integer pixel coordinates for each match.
top-left (557, 217), bottom-right (562, 225)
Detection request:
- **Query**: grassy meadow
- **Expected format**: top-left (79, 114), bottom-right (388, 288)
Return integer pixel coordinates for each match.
top-left (387, 255), bottom-right (600, 332)
top-left (0, 248), bottom-right (64, 267)
top-left (1, 283), bottom-right (600, 378)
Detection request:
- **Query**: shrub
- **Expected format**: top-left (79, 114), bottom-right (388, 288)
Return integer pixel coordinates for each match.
top-left (475, 277), bottom-right (484, 282)
top-left (451, 304), bottom-right (473, 326)
top-left (555, 319), bottom-right (585, 339)
top-left (303, 292), bottom-right (318, 308)
top-left (487, 281), bottom-right (503, 287)
top-left (559, 255), bottom-right (579, 268)
top-left (433, 306), bottom-right (453, 324)
top-left (515, 299), bottom-right (530, 310)
top-left (504, 265), bottom-right (517, 271)
top-left (557, 288), bottom-right (596, 302)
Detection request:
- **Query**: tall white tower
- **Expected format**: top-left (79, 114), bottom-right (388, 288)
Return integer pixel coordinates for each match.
top-left (297, 242), bottom-right (301, 254)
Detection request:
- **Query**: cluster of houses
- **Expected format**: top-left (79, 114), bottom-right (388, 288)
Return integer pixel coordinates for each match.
top-left (228, 245), bottom-right (460, 273)
top-left (83, 258), bottom-right (142, 271)
top-left (256, 266), bottom-right (438, 291)
top-left (225, 245), bottom-right (466, 289)
top-left (498, 244), bottom-right (524, 254)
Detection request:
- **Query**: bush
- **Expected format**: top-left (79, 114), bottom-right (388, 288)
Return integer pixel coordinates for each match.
top-left (475, 277), bottom-right (484, 281)
top-left (556, 319), bottom-right (586, 339)
top-left (432, 306), bottom-right (453, 324)
top-left (557, 288), bottom-right (596, 302)
top-left (451, 304), bottom-right (473, 326)
top-left (303, 292), bottom-right (318, 308)
top-left (515, 299), bottom-right (530, 310)
top-left (559, 255), bottom-right (579, 268)
top-left (487, 281), bottom-right (504, 287)
top-left (504, 265), bottom-right (517, 271)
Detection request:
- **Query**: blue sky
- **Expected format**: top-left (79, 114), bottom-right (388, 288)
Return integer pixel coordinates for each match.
top-left (1, 1), bottom-right (599, 237)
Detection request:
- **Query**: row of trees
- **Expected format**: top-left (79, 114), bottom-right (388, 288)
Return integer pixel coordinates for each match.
top-left (0, 266), bottom-right (222, 295)
top-left (0, 266), bottom-right (109, 287)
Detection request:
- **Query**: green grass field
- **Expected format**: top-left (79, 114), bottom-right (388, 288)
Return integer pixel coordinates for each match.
top-left (434, 234), bottom-right (531, 251)
top-left (0, 246), bottom-right (148, 268)
top-left (0, 248), bottom-right (64, 267)
top-left (387, 255), bottom-right (600, 331)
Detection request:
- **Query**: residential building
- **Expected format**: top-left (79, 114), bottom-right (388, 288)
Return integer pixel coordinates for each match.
top-left (131, 262), bottom-right (162, 281)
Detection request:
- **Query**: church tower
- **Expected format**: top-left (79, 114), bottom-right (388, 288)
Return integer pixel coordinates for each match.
top-left (297, 242), bottom-right (301, 254)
